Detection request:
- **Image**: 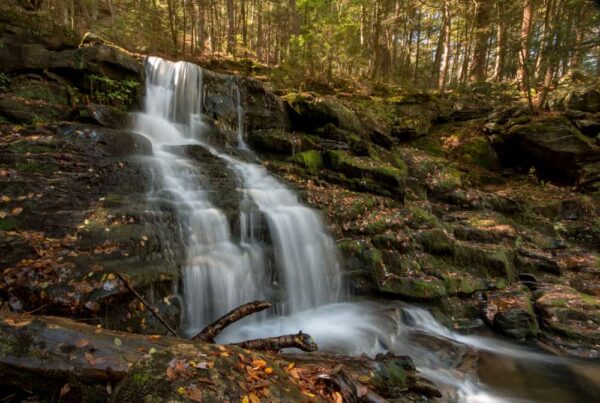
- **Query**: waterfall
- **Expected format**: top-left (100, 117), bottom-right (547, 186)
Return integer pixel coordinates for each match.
top-left (134, 58), bottom-right (266, 333)
top-left (134, 56), bottom-right (340, 333)
top-left (131, 56), bottom-right (600, 402)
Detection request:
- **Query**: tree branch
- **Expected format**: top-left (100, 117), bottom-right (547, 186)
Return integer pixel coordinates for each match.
top-left (115, 272), bottom-right (179, 338)
top-left (231, 331), bottom-right (318, 352)
top-left (193, 300), bottom-right (272, 342)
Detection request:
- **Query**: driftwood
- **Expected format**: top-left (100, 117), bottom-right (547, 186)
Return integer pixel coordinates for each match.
top-left (115, 272), bottom-right (179, 337)
top-left (232, 331), bottom-right (318, 352)
top-left (193, 300), bottom-right (272, 342)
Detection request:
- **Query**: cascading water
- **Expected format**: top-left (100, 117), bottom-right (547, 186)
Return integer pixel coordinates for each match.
top-left (133, 56), bottom-right (600, 402)
top-left (134, 59), bottom-right (266, 332)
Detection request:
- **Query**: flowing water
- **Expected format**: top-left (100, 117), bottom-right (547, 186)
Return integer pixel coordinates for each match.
top-left (133, 56), bottom-right (600, 402)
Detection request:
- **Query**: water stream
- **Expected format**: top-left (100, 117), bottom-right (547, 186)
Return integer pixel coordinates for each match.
top-left (133, 57), bottom-right (600, 402)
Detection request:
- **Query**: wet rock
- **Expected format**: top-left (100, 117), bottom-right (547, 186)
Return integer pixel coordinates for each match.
top-left (81, 104), bottom-right (133, 129)
top-left (535, 285), bottom-right (600, 357)
top-left (202, 71), bottom-right (289, 135)
top-left (482, 287), bottom-right (539, 340)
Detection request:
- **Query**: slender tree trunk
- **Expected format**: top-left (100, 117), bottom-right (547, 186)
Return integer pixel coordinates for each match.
top-left (469, 0), bottom-right (492, 82)
top-left (167, 0), bottom-right (178, 54)
top-left (517, 0), bottom-right (534, 90)
top-left (256, 0), bottom-right (263, 62)
top-left (438, 0), bottom-right (451, 91)
top-left (413, 8), bottom-right (422, 84)
top-left (493, 1), bottom-right (508, 81)
top-left (226, 0), bottom-right (235, 56)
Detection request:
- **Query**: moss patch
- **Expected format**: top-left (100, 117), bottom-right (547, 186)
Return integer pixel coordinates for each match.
top-left (289, 150), bottom-right (324, 173)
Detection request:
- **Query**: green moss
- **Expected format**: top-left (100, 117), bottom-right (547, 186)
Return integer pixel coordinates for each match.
top-left (0, 217), bottom-right (19, 231)
top-left (324, 150), bottom-right (406, 188)
top-left (15, 85), bottom-right (68, 105)
top-left (378, 277), bottom-right (447, 299)
top-left (442, 275), bottom-right (484, 295)
top-left (408, 206), bottom-right (442, 229)
top-left (15, 161), bottom-right (55, 173)
top-left (289, 150), bottom-right (324, 173)
top-left (417, 228), bottom-right (454, 255)
top-left (9, 143), bottom-right (54, 154)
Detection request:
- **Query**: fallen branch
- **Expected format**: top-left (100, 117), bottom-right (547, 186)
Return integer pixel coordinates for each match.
top-left (231, 331), bottom-right (318, 352)
top-left (193, 300), bottom-right (272, 342)
top-left (115, 272), bottom-right (179, 338)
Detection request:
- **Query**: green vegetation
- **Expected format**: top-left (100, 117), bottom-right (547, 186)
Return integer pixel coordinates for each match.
top-left (0, 73), bottom-right (10, 91)
top-left (88, 74), bottom-right (139, 109)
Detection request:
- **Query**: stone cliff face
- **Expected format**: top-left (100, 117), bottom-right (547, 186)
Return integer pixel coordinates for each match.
top-left (1, 1), bottom-right (599, 360)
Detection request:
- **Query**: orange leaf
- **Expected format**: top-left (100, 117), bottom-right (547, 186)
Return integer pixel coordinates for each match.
top-left (59, 383), bottom-right (71, 397)
top-left (75, 338), bottom-right (90, 348)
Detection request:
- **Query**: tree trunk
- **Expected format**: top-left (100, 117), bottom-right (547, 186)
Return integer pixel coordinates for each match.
top-left (438, 0), bottom-right (452, 91)
top-left (469, 0), bottom-right (492, 82)
top-left (413, 8), bottom-right (422, 84)
top-left (226, 0), bottom-right (235, 56)
top-left (493, 1), bottom-right (508, 81)
top-left (167, 0), bottom-right (178, 54)
top-left (517, 0), bottom-right (534, 90)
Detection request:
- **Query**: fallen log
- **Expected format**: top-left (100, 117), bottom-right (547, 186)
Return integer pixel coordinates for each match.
top-left (232, 331), bottom-right (319, 352)
top-left (193, 300), bottom-right (272, 342)
top-left (0, 313), bottom-right (439, 401)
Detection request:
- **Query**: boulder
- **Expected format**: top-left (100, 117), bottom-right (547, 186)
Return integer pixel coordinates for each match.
top-left (202, 71), bottom-right (289, 136)
top-left (492, 116), bottom-right (600, 186)
top-left (482, 287), bottom-right (538, 340)
top-left (535, 285), bottom-right (600, 358)
top-left (285, 93), bottom-right (364, 134)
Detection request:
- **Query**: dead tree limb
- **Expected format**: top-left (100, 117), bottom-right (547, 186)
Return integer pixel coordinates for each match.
top-left (193, 300), bottom-right (272, 342)
top-left (231, 331), bottom-right (318, 352)
top-left (115, 272), bottom-right (179, 338)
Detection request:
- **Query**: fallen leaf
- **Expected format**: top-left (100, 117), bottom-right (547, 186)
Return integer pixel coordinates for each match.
top-left (248, 393), bottom-right (260, 403)
top-left (106, 383), bottom-right (112, 395)
top-left (264, 367), bottom-right (274, 375)
top-left (252, 359), bottom-right (266, 370)
top-left (114, 337), bottom-right (122, 347)
top-left (187, 386), bottom-right (202, 402)
top-left (59, 383), bottom-right (71, 397)
top-left (11, 207), bottom-right (23, 215)
top-left (75, 338), bottom-right (90, 348)
top-left (0, 211), bottom-right (7, 219)
top-left (241, 396), bottom-right (250, 403)
top-left (1, 195), bottom-right (10, 202)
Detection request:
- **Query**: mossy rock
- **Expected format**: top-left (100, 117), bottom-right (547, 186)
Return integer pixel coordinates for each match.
top-left (378, 277), bottom-right (447, 300)
top-left (285, 92), bottom-right (364, 134)
top-left (289, 150), bottom-right (324, 173)
top-left (417, 228), bottom-right (514, 280)
top-left (323, 150), bottom-right (406, 198)
top-left (483, 288), bottom-right (539, 340)
top-left (535, 285), bottom-right (600, 347)
top-left (247, 129), bottom-right (317, 156)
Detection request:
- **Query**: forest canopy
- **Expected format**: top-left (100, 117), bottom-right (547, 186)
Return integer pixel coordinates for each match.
top-left (26, 0), bottom-right (600, 95)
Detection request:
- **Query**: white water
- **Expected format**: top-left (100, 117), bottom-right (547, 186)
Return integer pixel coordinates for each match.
top-left (133, 56), bottom-right (600, 402)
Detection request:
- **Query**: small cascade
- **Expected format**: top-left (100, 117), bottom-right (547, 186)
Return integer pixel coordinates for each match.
top-left (233, 81), bottom-right (247, 148)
